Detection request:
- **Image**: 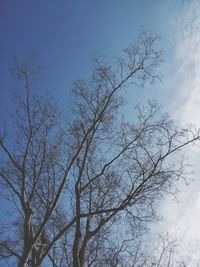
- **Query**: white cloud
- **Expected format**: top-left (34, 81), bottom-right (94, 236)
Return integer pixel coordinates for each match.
top-left (154, 1), bottom-right (200, 265)
top-left (171, 0), bottom-right (200, 126)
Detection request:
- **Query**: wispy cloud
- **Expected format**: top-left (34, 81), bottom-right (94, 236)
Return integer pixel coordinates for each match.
top-left (154, 1), bottom-right (200, 265)
top-left (171, 0), bottom-right (200, 126)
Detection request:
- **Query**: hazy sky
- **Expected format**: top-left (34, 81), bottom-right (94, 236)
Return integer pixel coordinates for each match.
top-left (1, 0), bottom-right (200, 265)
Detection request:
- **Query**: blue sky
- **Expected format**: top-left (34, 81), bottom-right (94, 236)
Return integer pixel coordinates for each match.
top-left (0, 1), bottom-right (168, 114)
top-left (1, 0), bottom-right (200, 265)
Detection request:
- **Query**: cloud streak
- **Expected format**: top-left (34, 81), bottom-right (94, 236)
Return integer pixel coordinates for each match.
top-left (171, 0), bottom-right (200, 126)
top-left (154, 1), bottom-right (200, 265)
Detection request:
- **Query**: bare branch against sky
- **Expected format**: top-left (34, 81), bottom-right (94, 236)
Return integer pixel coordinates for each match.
top-left (1, 1), bottom-right (200, 266)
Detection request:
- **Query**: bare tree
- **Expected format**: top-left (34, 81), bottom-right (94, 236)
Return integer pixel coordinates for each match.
top-left (0, 29), bottom-right (199, 267)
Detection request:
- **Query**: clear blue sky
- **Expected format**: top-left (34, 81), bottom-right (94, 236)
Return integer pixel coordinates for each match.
top-left (0, 0), bottom-right (171, 115)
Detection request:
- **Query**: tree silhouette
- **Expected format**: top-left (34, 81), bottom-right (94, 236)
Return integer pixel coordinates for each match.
top-left (0, 30), bottom-right (199, 267)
